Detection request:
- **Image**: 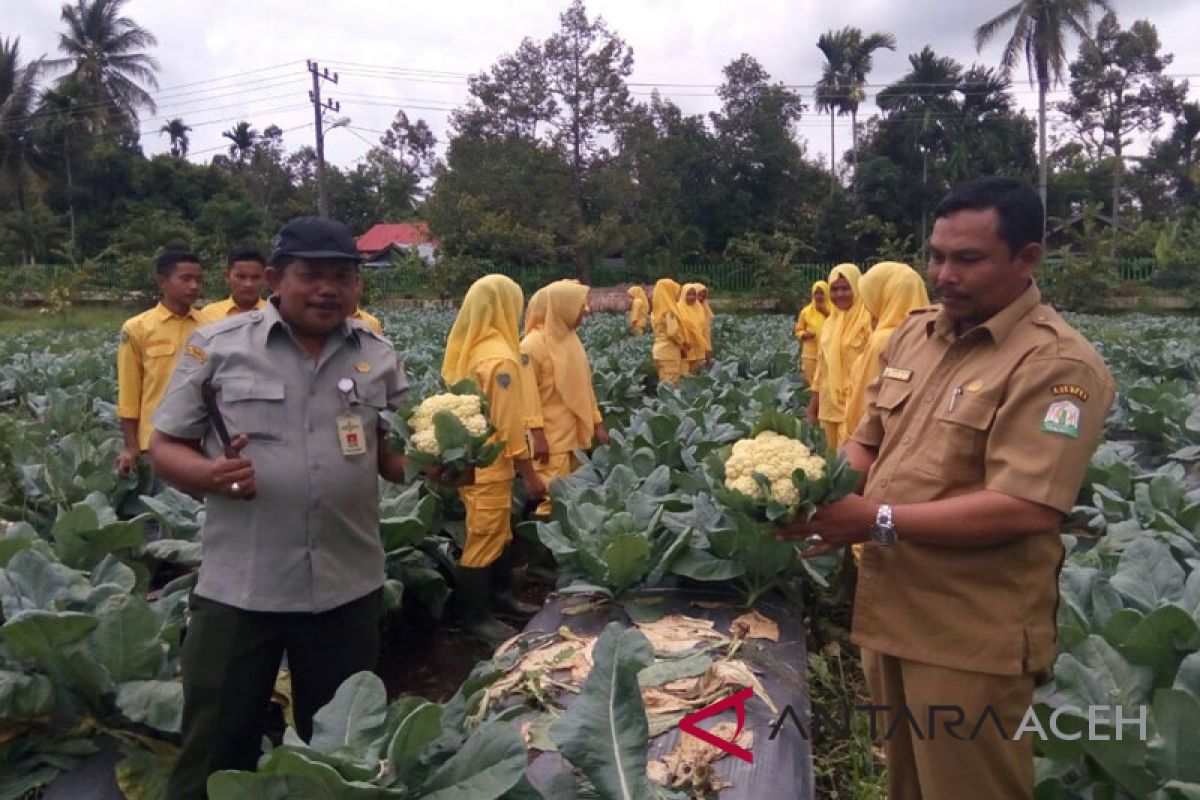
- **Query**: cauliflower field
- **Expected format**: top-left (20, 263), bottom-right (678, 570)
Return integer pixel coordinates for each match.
top-left (0, 309), bottom-right (1198, 798)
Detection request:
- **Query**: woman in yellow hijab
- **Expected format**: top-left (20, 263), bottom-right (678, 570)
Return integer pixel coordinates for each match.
top-left (842, 262), bottom-right (929, 437)
top-left (521, 279), bottom-right (608, 514)
top-left (697, 284), bottom-right (715, 364)
top-left (794, 281), bottom-right (830, 385)
top-left (677, 283), bottom-right (708, 375)
top-left (441, 274), bottom-right (544, 643)
top-left (807, 263), bottom-right (872, 450)
top-left (627, 286), bottom-right (649, 335)
top-left (651, 278), bottom-right (687, 384)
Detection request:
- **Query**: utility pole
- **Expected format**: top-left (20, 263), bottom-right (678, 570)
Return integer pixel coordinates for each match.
top-left (307, 60), bottom-right (340, 218)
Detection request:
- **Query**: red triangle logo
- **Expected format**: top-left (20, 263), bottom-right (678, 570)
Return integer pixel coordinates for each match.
top-left (678, 686), bottom-right (754, 764)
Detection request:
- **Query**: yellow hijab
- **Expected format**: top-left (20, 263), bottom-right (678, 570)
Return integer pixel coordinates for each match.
top-left (817, 263), bottom-right (873, 420)
top-left (697, 285), bottom-right (714, 328)
top-left (442, 274), bottom-right (525, 387)
top-left (651, 278), bottom-right (683, 329)
top-left (677, 282), bottom-right (708, 356)
top-left (525, 286), bottom-right (549, 335)
top-left (537, 280), bottom-right (598, 439)
top-left (628, 286), bottom-right (649, 324)
top-left (797, 280), bottom-right (831, 338)
top-left (843, 262), bottom-right (930, 433)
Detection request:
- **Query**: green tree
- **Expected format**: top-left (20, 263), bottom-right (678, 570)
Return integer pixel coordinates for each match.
top-left (1059, 11), bottom-right (1186, 236)
top-left (44, 0), bottom-right (160, 131)
top-left (160, 117), bottom-right (190, 158)
top-left (815, 28), bottom-right (896, 187)
top-left (974, 0), bottom-right (1113, 208)
top-left (221, 122), bottom-right (258, 171)
top-left (815, 29), bottom-right (854, 188)
top-left (0, 38), bottom-right (44, 215)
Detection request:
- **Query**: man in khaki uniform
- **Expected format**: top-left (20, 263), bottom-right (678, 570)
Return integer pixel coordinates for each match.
top-left (116, 251), bottom-right (205, 475)
top-left (197, 248), bottom-right (267, 323)
top-left (150, 217), bottom-right (409, 799)
top-left (787, 177), bottom-right (1115, 799)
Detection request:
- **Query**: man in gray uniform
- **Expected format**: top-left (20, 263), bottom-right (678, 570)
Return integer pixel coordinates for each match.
top-left (150, 217), bottom-right (409, 798)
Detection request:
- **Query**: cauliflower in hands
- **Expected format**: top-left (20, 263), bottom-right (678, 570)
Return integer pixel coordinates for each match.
top-left (724, 430), bottom-right (827, 509)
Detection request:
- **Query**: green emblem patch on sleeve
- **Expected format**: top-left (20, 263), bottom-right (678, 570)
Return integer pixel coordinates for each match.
top-left (1042, 399), bottom-right (1081, 439)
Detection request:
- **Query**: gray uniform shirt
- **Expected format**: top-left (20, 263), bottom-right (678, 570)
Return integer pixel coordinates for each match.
top-left (152, 300), bottom-right (409, 612)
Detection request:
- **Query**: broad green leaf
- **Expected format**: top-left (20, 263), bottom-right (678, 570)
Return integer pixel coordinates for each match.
top-left (637, 653), bottom-right (712, 688)
top-left (90, 554), bottom-right (137, 593)
top-left (115, 742), bottom-right (179, 800)
top-left (600, 533), bottom-right (651, 595)
top-left (0, 670), bottom-right (56, 719)
top-left (143, 539), bottom-right (203, 567)
top-left (308, 671), bottom-right (389, 756)
top-left (1148, 689), bottom-right (1200, 784)
top-left (386, 698), bottom-right (444, 784)
top-left (89, 594), bottom-right (166, 683)
top-left (1110, 538), bottom-right (1185, 612)
top-left (669, 547), bottom-right (746, 582)
top-left (418, 717), bottom-right (526, 800)
top-left (1102, 608), bottom-right (1145, 649)
top-left (1, 610), bottom-right (97, 660)
top-left (116, 680), bottom-right (184, 734)
top-left (0, 548), bottom-right (91, 617)
top-left (1053, 635), bottom-right (1154, 711)
top-left (550, 623), bottom-right (654, 800)
top-left (1174, 653), bottom-right (1200, 703)
top-left (1120, 606), bottom-right (1200, 685)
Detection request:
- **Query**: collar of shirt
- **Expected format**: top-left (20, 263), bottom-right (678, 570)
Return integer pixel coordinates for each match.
top-left (261, 297), bottom-right (361, 351)
top-left (152, 301), bottom-right (203, 323)
top-left (222, 296), bottom-right (266, 314)
top-left (928, 282), bottom-right (1041, 345)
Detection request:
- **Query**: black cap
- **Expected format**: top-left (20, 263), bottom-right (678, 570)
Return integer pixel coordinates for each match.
top-left (270, 216), bottom-right (362, 264)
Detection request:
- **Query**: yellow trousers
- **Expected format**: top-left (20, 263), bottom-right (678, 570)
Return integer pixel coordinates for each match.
top-left (534, 452), bottom-right (581, 515)
top-left (656, 359), bottom-right (682, 384)
top-left (630, 321), bottom-right (647, 336)
top-left (860, 648), bottom-right (1035, 800)
top-left (801, 356), bottom-right (817, 386)
top-left (684, 359), bottom-right (704, 375)
top-left (458, 480), bottom-right (512, 568)
top-left (819, 420), bottom-right (844, 453)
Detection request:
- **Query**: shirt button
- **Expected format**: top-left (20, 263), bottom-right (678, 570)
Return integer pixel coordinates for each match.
top-left (902, 436), bottom-right (911, 444)
top-left (307, 423), bottom-right (314, 433)
top-left (923, 396), bottom-right (933, 404)
top-left (309, 386), bottom-right (316, 396)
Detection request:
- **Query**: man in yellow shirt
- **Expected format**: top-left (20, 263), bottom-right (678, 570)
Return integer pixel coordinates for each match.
top-left (116, 251), bottom-right (205, 475)
top-left (198, 248), bottom-right (267, 322)
top-left (346, 273), bottom-right (383, 335)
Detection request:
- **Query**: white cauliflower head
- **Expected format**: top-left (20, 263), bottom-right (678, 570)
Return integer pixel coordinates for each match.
top-left (407, 392), bottom-right (493, 455)
top-left (723, 430), bottom-right (826, 507)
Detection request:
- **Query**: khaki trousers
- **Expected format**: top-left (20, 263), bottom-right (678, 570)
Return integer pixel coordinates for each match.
top-left (860, 648), bottom-right (1035, 800)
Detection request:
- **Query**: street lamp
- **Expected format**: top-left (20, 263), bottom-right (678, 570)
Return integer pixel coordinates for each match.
top-left (315, 116), bottom-right (352, 218)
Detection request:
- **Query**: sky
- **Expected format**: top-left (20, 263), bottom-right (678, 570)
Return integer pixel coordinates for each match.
top-left (7, 0), bottom-right (1199, 171)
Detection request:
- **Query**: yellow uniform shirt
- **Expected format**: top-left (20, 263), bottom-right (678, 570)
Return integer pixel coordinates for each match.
top-left (197, 296), bottom-right (265, 324)
top-left (850, 284), bottom-right (1116, 676)
top-left (472, 357), bottom-right (531, 484)
top-left (651, 311), bottom-right (684, 362)
top-left (351, 308), bottom-right (383, 335)
top-left (521, 332), bottom-right (602, 454)
top-left (117, 302), bottom-right (204, 450)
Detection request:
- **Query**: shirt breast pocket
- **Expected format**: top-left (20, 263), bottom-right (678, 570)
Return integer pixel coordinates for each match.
top-left (221, 379), bottom-right (286, 442)
top-left (144, 341), bottom-right (177, 361)
top-left (921, 395), bottom-right (998, 482)
top-left (356, 386), bottom-right (388, 440)
top-left (874, 380), bottom-right (912, 434)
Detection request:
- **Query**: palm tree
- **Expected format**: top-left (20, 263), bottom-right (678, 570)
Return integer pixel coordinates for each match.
top-left (44, 0), bottom-right (159, 131)
top-left (160, 117), bottom-right (190, 158)
top-left (974, 0), bottom-right (1113, 208)
top-left (37, 87), bottom-right (86, 247)
top-left (843, 30), bottom-right (897, 177)
top-left (815, 30), bottom-right (853, 190)
top-left (0, 38), bottom-right (43, 212)
top-left (222, 121), bottom-right (258, 169)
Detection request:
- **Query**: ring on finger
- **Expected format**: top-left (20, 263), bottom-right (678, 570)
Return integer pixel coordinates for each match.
top-left (230, 481), bottom-right (241, 494)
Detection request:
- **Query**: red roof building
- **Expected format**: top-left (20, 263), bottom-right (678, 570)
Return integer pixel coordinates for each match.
top-left (357, 222), bottom-right (439, 264)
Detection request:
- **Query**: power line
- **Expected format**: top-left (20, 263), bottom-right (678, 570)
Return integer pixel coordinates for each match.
top-left (186, 121), bottom-right (315, 158)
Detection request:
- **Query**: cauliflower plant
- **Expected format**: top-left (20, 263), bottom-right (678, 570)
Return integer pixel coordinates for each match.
top-left (407, 393), bottom-right (490, 455)
top-left (724, 430), bottom-right (826, 508)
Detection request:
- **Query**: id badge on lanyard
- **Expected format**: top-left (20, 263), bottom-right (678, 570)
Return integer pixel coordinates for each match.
top-left (336, 378), bottom-right (367, 457)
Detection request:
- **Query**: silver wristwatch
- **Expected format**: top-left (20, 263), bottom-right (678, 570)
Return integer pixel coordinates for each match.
top-left (869, 504), bottom-right (897, 546)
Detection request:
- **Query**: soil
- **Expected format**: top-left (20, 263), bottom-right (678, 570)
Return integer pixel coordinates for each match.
top-left (376, 564), bottom-right (554, 702)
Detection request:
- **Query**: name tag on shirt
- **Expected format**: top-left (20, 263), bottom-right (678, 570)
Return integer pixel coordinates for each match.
top-left (337, 412), bottom-right (367, 457)
top-left (882, 367), bottom-right (913, 382)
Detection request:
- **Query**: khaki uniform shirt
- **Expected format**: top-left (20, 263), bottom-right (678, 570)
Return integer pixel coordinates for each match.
top-left (850, 283), bottom-right (1115, 676)
top-left (197, 296), bottom-right (265, 324)
top-left (117, 303), bottom-right (205, 450)
top-left (152, 300), bottom-right (409, 613)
